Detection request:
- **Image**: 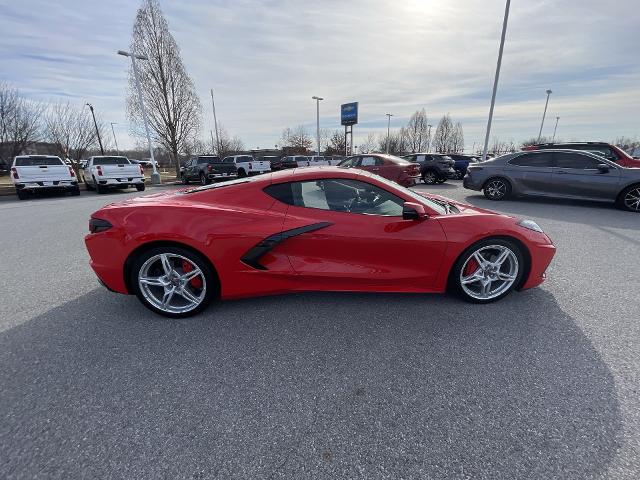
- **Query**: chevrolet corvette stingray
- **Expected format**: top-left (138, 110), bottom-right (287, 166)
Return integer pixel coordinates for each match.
top-left (85, 167), bottom-right (556, 317)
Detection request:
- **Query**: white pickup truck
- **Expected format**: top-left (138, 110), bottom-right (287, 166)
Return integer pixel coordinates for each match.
top-left (10, 155), bottom-right (80, 200)
top-left (83, 156), bottom-right (145, 194)
top-left (221, 155), bottom-right (271, 177)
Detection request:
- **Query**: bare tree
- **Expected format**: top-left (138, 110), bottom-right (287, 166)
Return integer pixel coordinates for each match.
top-left (326, 129), bottom-right (346, 155)
top-left (0, 82), bottom-right (42, 163)
top-left (451, 122), bottom-right (465, 153)
top-left (209, 126), bottom-right (244, 158)
top-left (281, 125), bottom-right (313, 153)
top-left (359, 132), bottom-right (378, 153)
top-left (614, 136), bottom-right (639, 153)
top-left (43, 102), bottom-right (104, 171)
top-left (127, 0), bottom-right (202, 176)
top-left (377, 128), bottom-right (408, 154)
top-left (404, 108), bottom-right (429, 153)
top-left (433, 114), bottom-right (455, 153)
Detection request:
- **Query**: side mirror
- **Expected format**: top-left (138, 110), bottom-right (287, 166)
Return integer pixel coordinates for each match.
top-left (402, 202), bottom-right (428, 220)
top-left (597, 164), bottom-right (610, 173)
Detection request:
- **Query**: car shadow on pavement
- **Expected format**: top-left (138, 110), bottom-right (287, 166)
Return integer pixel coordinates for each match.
top-left (0, 288), bottom-right (621, 479)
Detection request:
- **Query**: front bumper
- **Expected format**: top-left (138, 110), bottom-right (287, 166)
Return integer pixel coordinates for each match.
top-left (462, 173), bottom-right (483, 191)
top-left (521, 243), bottom-right (556, 290)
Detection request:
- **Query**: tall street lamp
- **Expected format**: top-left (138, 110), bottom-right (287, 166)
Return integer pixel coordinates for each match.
top-left (385, 113), bottom-right (393, 153)
top-left (210, 89), bottom-right (221, 155)
top-left (481, 0), bottom-right (511, 162)
top-left (85, 103), bottom-right (104, 155)
top-left (537, 89), bottom-right (553, 143)
top-left (117, 50), bottom-right (160, 185)
top-left (552, 116), bottom-right (560, 142)
top-left (312, 96), bottom-right (323, 156)
top-left (110, 122), bottom-right (119, 155)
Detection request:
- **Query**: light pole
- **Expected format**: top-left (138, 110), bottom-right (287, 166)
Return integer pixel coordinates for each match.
top-left (552, 116), bottom-right (560, 142)
top-left (85, 103), bottom-right (104, 155)
top-left (210, 89), bottom-right (221, 155)
top-left (385, 113), bottom-right (393, 153)
top-left (481, 0), bottom-right (511, 162)
top-left (427, 124), bottom-right (433, 152)
top-left (537, 89), bottom-right (553, 143)
top-left (312, 96), bottom-right (323, 156)
top-left (110, 122), bottom-right (119, 154)
top-left (117, 49), bottom-right (160, 185)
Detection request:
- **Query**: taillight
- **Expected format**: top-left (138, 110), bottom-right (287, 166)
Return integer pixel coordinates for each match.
top-left (89, 217), bottom-right (112, 233)
top-left (68, 167), bottom-right (76, 177)
top-left (139, 165), bottom-right (144, 175)
top-left (11, 167), bottom-right (19, 179)
top-left (97, 166), bottom-right (103, 176)
top-left (207, 165), bottom-right (213, 172)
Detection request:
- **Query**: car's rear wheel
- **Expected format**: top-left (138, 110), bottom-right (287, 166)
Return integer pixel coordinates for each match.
top-left (199, 173), bottom-right (208, 185)
top-left (451, 238), bottom-right (524, 303)
top-left (131, 246), bottom-right (217, 318)
top-left (422, 170), bottom-right (437, 185)
top-left (16, 189), bottom-right (29, 200)
top-left (136, 183), bottom-right (145, 192)
top-left (483, 178), bottom-right (511, 200)
top-left (70, 186), bottom-right (80, 196)
top-left (435, 177), bottom-right (447, 184)
top-left (237, 169), bottom-right (247, 178)
top-left (617, 184), bottom-right (640, 212)
top-left (181, 174), bottom-right (189, 185)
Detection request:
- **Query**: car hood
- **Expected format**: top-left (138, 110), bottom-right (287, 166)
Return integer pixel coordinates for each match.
top-left (415, 191), bottom-right (509, 217)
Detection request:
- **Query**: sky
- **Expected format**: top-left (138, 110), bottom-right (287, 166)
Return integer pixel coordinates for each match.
top-left (1, 0), bottom-right (639, 152)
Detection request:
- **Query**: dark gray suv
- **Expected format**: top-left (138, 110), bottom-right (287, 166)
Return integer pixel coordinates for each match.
top-left (403, 153), bottom-right (456, 185)
top-left (463, 149), bottom-right (640, 212)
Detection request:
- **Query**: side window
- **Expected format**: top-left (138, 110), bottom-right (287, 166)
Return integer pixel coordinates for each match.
top-left (339, 156), bottom-right (360, 167)
top-left (198, 157), bottom-right (208, 164)
top-left (265, 179), bottom-right (404, 216)
top-left (415, 155), bottom-right (424, 162)
top-left (555, 153), bottom-right (602, 169)
top-left (361, 156), bottom-right (380, 166)
top-left (509, 153), bottom-right (555, 167)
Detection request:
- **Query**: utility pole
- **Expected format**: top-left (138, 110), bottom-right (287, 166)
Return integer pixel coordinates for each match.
top-left (552, 116), bottom-right (560, 141)
top-left (85, 103), bottom-right (104, 155)
top-left (537, 89), bottom-right (553, 143)
top-left (210, 89), bottom-right (221, 155)
top-left (117, 50), bottom-right (160, 184)
top-left (110, 122), bottom-right (119, 154)
top-left (385, 113), bottom-right (393, 153)
top-left (481, 0), bottom-right (511, 162)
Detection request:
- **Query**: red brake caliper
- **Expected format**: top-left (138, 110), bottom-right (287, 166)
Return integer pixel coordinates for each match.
top-left (182, 260), bottom-right (203, 289)
top-left (463, 257), bottom-right (479, 277)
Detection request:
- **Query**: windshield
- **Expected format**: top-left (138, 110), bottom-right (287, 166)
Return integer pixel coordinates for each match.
top-left (14, 156), bottom-right (63, 166)
top-left (93, 156), bottom-right (130, 165)
top-left (361, 172), bottom-right (447, 215)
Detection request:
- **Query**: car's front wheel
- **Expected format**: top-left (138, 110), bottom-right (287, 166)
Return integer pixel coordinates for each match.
top-left (451, 238), bottom-right (525, 303)
top-left (200, 173), bottom-right (208, 185)
top-left (617, 184), bottom-right (640, 212)
top-left (483, 178), bottom-right (511, 200)
top-left (131, 246), bottom-right (217, 318)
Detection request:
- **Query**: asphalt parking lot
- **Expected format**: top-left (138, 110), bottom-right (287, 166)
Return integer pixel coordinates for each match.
top-left (1, 182), bottom-right (639, 479)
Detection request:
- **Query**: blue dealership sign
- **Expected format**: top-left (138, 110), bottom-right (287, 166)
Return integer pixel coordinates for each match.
top-left (341, 102), bottom-right (358, 126)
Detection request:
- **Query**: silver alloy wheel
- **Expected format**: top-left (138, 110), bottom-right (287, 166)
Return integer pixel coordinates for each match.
top-left (138, 253), bottom-right (206, 314)
top-left (423, 171), bottom-right (436, 184)
top-left (200, 174), bottom-right (207, 185)
top-left (624, 187), bottom-right (640, 211)
top-left (486, 180), bottom-right (507, 199)
top-left (459, 245), bottom-right (519, 300)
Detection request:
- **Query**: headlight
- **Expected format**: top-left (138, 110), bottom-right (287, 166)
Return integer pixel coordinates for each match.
top-left (517, 219), bottom-right (543, 233)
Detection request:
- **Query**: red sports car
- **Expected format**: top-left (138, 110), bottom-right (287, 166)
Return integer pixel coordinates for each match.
top-left (85, 167), bottom-right (556, 317)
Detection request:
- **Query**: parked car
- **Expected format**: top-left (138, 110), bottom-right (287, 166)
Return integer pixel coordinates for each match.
top-left (338, 153), bottom-right (420, 187)
top-left (181, 155), bottom-right (237, 185)
top-left (85, 166), bottom-right (556, 317)
top-left (266, 156), bottom-right (297, 171)
top-left (447, 154), bottom-right (480, 179)
top-left (522, 142), bottom-right (640, 168)
top-left (326, 155), bottom-right (345, 166)
top-left (463, 149), bottom-right (640, 212)
top-left (222, 155), bottom-right (271, 177)
top-left (83, 156), bottom-right (145, 194)
top-left (402, 153), bottom-right (457, 184)
top-left (280, 155), bottom-right (311, 168)
top-left (11, 155), bottom-right (80, 200)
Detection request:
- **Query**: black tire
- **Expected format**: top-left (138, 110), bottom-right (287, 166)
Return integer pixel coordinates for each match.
top-left (616, 184), bottom-right (640, 212)
top-left (237, 168), bottom-right (247, 178)
top-left (435, 177), bottom-right (447, 184)
top-left (70, 186), bottom-right (80, 196)
top-left (450, 237), bottom-right (525, 304)
top-left (200, 173), bottom-right (209, 185)
top-left (422, 170), bottom-right (437, 185)
top-left (16, 189), bottom-right (29, 200)
top-left (455, 169), bottom-right (465, 180)
top-left (130, 246), bottom-right (218, 318)
top-left (483, 177), bottom-right (511, 201)
top-left (96, 183), bottom-right (107, 194)
top-left (181, 174), bottom-right (189, 185)
top-left (85, 179), bottom-right (94, 191)
top-left (136, 183), bottom-right (146, 192)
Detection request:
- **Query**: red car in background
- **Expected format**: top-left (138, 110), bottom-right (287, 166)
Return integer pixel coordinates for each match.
top-left (338, 153), bottom-right (420, 186)
top-left (85, 167), bottom-right (556, 318)
top-left (522, 142), bottom-right (640, 168)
